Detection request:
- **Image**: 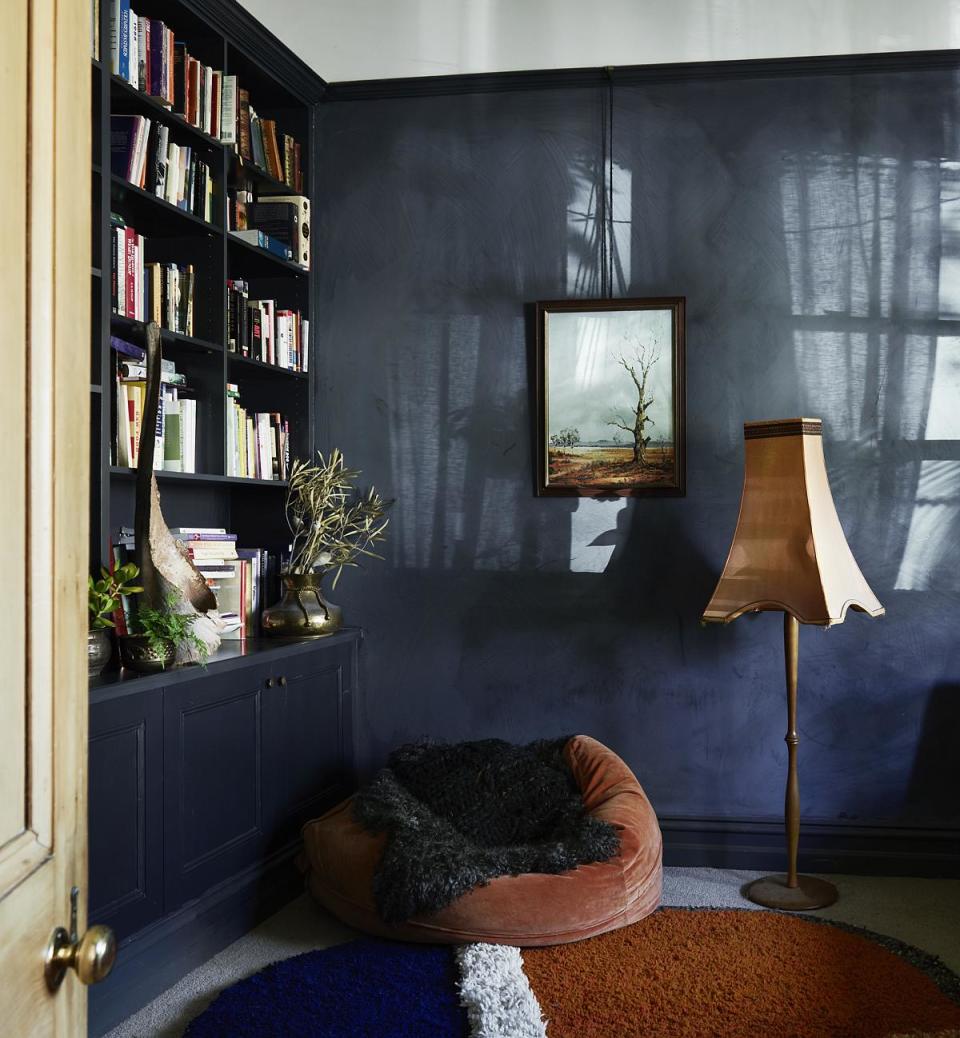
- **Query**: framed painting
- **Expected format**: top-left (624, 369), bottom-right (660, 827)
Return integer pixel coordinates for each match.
top-left (535, 297), bottom-right (686, 497)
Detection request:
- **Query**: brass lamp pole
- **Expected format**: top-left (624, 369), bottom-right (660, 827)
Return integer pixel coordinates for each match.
top-left (701, 418), bottom-right (884, 911)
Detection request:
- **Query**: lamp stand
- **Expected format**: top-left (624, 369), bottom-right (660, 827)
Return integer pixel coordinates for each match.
top-left (745, 614), bottom-right (838, 911)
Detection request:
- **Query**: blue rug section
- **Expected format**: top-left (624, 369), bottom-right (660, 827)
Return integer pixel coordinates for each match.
top-left (184, 938), bottom-right (468, 1038)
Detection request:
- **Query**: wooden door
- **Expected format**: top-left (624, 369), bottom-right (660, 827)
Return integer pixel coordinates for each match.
top-left (0, 0), bottom-right (92, 1032)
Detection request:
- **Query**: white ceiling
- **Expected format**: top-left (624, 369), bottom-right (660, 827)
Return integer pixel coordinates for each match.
top-left (241, 0), bottom-right (960, 84)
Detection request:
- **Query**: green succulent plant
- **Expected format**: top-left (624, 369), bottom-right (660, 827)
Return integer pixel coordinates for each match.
top-left (88, 563), bottom-right (143, 629)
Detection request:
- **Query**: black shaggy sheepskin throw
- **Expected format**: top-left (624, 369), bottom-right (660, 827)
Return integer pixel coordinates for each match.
top-left (352, 737), bottom-right (621, 925)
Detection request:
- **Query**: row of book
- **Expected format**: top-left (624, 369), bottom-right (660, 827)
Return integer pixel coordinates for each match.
top-left (111, 216), bottom-right (195, 333)
top-left (109, 0), bottom-right (304, 192)
top-left (111, 115), bottom-right (215, 221)
top-left (111, 527), bottom-right (279, 639)
top-left (112, 337), bottom-right (198, 472)
top-left (226, 385), bottom-right (290, 481)
top-left (226, 282), bottom-right (309, 371)
top-left (228, 185), bottom-right (310, 269)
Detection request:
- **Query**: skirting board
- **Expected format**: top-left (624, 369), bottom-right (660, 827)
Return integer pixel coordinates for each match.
top-left (88, 845), bottom-right (305, 1038)
top-left (660, 816), bottom-right (960, 878)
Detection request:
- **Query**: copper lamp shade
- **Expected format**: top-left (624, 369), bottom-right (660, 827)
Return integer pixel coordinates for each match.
top-left (702, 418), bottom-right (883, 910)
top-left (702, 419), bottom-right (884, 627)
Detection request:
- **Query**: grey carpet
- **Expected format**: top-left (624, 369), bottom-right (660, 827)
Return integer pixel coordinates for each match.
top-left (104, 868), bottom-right (960, 1037)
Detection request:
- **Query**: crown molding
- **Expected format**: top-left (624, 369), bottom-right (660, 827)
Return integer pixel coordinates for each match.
top-left (325, 49), bottom-right (960, 102)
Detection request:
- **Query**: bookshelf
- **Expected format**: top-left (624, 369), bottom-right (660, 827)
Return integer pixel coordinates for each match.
top-left (90, 0), bottom-right (325, 592)
top-left (87, 6), bottom-right (351, 1036)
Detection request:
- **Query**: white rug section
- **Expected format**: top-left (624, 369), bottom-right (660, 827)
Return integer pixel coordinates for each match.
top-left (456, 943), bottom-right (548, 1038)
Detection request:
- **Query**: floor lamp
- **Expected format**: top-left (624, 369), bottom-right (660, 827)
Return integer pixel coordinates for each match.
top-left (701, 418), bottom-right (884, 910)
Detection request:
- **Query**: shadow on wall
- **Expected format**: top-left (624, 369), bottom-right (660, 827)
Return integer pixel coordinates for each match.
top-left (319, 74), bottom-right (960, 827)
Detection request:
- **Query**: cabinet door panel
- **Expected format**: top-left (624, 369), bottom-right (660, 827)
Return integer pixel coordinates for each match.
top-left (89, 691), bottom-right (163, 939)
top-left (263, 644), bottom-right (354, 850)
top-left (164, 668), bottom-right (268, 909)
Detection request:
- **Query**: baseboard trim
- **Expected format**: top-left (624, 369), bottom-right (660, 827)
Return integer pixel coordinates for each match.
top-left (660, 816), bottom-right (960, 877)
top-left (88, 844), bottom-right (305, 1038)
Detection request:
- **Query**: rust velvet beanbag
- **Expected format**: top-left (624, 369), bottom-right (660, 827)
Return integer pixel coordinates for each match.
top-left (301, 735), bottom-right (663, 946)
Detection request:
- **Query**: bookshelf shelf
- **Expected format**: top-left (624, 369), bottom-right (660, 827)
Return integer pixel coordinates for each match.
top-left (110, 173), bottom-right (221, 233)
top-left (227, 353), bottom-right (308, 379)
top-left (233, 155), bottom-right (298, 196)
top-left (227, 232), bottom-right (308, 276)
top-left (109, 466), bottom-right (289, 488)
top-left (110, 74), bottom-right (225, 151)
top-left (110, 314), bottom-right (225, 354)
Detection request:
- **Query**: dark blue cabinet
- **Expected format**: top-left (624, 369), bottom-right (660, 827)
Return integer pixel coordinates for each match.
top-left (88, 632), bottom-right (359, 1036)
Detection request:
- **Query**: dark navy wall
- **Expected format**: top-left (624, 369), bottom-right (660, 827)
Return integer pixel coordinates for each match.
top-left (314, 70), bottom-right (960, 836)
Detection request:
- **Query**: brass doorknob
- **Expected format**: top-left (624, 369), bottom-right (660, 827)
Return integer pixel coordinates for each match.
top-left (44, 888), bottom-right (117, 991)
top-left (278, 675), bottom-right (287, 687)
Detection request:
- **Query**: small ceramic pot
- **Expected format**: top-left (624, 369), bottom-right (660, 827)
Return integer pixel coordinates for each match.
top-left (87, 628), bottom-right (112, 677)
top-left (118, 633), bottom-right (176, 672)
top-left (262, 572), bottom-right (343, 638)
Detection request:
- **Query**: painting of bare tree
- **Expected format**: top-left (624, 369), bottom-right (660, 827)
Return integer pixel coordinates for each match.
top-left (535, 298), bottom-right (685, 496)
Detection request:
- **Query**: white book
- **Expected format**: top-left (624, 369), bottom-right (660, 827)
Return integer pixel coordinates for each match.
top-left (257, 413), bottom-right (272, 480)
top-left (128, 12), bottom-right (137, 86)
top-left (165, 142), bottom-right (178, 204)
top-left (110, 0), bottom-right (121, 74)
top-left (137, 13), bottom-right (146, 90)
top-left (220, 75), bottom-right (237, 145)
top-left (203, 66), bottom-right (213, 135)
top-left (245, 415), bottom-right (255, 477)
top-left (182, 399), bottom-right (197, 473)
top-left (302, 318), bottom-right (309, 372)
top-left (117, 382), bottom-right (131, 466)
top-left (225, 396), bottom-right (236, 476)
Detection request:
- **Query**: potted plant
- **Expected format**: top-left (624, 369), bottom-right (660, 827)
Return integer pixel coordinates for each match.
top-left (118, 596), bottom-right (210, 673)
top-left (263, 449), bottom-right (389, 637)
top-left (88, 563), bottom-right (143, 676)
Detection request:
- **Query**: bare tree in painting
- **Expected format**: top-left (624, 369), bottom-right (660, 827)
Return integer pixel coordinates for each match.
top-left (607, 341), bottom-right (660, 467)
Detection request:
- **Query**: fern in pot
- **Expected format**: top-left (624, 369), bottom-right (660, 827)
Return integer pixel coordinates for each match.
top-left (118, 595), bottom-right (210, 673)
top-left (263, 449), bottom-right (389, 637)
top-left (88, 563), bottom-right (143, 676)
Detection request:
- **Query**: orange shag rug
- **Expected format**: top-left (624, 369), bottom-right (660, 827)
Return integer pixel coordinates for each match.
top-left (521, 909), bottom-right (960, 1038)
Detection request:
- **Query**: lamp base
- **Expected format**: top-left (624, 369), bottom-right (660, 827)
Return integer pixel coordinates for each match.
top-left (745, 874), bottom-right (838, 911)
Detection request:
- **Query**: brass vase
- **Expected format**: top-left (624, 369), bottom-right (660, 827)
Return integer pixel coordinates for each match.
top-left (118, 634), bottom-right (176, 672)
top-left (262, 572), bottom-right (343, 638)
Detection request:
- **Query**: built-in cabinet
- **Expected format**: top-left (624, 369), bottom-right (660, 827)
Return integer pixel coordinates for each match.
top-left (88, 632), bottom-right (359, 1036)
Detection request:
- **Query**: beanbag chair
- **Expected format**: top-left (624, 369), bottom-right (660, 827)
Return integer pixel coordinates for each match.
top-left (300, 735), bottom-right (662, 946)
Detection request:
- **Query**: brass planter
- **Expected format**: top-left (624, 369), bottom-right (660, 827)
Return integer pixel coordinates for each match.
top-left (262, 573), bottom-right (343, 638)
top-left (118, 634), bottom-right (176, 672)
top-left (87, 628), bottom-right (112, 677)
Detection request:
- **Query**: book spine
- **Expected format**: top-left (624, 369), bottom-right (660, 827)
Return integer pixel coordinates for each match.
top-left (220, 75), bottom-right (237, 145)
top-left (118, 0), bottom-right (129, 82)
top-left (238, 89), bottom-right (251, 161)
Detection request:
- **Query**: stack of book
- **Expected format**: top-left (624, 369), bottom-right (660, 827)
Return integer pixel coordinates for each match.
top-left (108, 3), bottom-right (304, 192)
top-left (225, 384), bottom-right (290, 480)
top-left (225, 281), bottom-right (309, 371)
top-left (113, 336), bottom-right (197, 472)
top-left (173, 528), bottom-right (243, 638)
top-left (110, 115), bottom-right (214, 220)
top-left (110, 526), bottom-right (274, 639)
top-left (110, 216), bottom-right (195, 333)
top-left (228, 191), bottom-right (309, 270)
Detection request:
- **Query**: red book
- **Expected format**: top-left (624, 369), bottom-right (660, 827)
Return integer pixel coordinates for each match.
top-left (125, 227), bottom-right (137, 318)
top-left (187, 58), bottom-right (200, 126)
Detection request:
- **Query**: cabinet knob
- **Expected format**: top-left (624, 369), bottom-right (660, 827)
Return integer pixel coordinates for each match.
top-left (279, 675), bottom-right (287, 687)
top-left (265, 677), bottom-right (274, 688)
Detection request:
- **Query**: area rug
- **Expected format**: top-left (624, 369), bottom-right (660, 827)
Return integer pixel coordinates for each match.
top-left (185, 908), bottom-right (960, 1038)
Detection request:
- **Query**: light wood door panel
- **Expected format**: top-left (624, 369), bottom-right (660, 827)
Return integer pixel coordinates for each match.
top-left (0, 0), bottom-right (91, 1031)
